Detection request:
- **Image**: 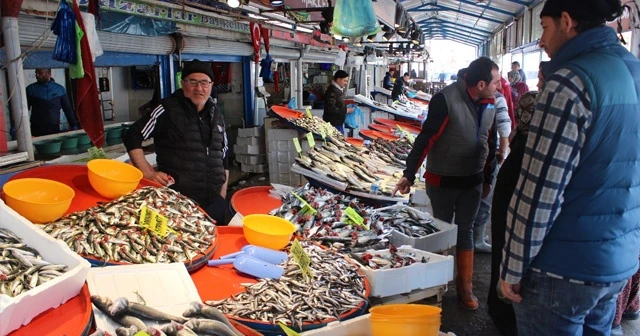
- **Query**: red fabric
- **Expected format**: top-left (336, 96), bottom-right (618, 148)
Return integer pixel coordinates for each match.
top-left (424, 172), bottom-right (442, 187)
top-left (274, 71), bottom-right (280, 94)
top-left (0, 0), bottom-right (23, 18)
top-left (71, 0), bottom-right (104, 147)
top-left (212, 63), bottom-right (231, 85)
top-left (415, 115), bottom-right (450, 177)
top-left (250, 22), bottom-right (261, 63)
top-left (512, 81), bottom-right (530, 107)
top-left (500, 77), bottom-right (516, 128)
top-left (261, 27), bottom-right (270, 54)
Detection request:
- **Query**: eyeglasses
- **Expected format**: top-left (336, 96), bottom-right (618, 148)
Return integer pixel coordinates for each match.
top-left (183, 79), bottom-right (213, 88)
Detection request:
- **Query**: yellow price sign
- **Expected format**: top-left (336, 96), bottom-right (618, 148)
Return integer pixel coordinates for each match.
top-left (134, 332), bottom-right (151, 336)
top-left (87, 146), bottom-right (107, 160)
top-left (319, 125), bottom-right (326, 143)
top-left (278, 322), bottom-right (301, 336)
top-left (139, 205), bottom-right (170, 237)
top-left (305, 107), bottom-right (312, 118)
top-left (290, 239), bottom-right (313, 279)
top-left (292, 138), bottom-right (302, 154)
top-left (306, 132), bottom-right (316, 148)
top-left (291, 192), bottom-right (316, 216)
top-left (345, 206), bottom-right (366, 227)
top-left (397, 125), bottom-right (415, 142)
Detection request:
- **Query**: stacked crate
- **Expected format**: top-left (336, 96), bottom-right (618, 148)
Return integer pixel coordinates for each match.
top-left (234, 127), bottom-right (267, 173)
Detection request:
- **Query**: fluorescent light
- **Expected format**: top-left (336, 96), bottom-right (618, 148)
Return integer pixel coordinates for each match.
top-left (228, 0), bottom-right (240, 8)
top-left (271, 0), bottom-right (284, 6)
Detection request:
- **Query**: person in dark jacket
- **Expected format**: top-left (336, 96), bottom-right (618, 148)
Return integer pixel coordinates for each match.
top-left (323, 70), bottom-right (352, 134)
top-left (26, 68), bottom-right (79, 136)
top-left (510, 61), bottom-right (527, 83)
top-left (391, 72), bottom-right (410, 100)
top-left (124, 60), bottom-right (229, 224)
top-left (382, 69), bottom-right (395, 90)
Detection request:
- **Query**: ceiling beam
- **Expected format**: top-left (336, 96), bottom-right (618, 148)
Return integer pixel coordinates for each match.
top-left (425, 27), bottom-right (486, 42)
top-left (408, 4), bottom-right (504, 24)
top-left (419, 17), bottom-right (493, 35)
top-left (421, 23), bottom-right (488, 40)
top-left (427, 34), bottom-right (479, 47)
top-left (411, 0), bottom-right (516, 17)
top-left (504, 0), bottom-right (532, 5)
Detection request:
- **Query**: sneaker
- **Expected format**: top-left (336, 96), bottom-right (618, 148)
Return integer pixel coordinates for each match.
top-left (611, 324), bottom-right (623, 336)
top-left (622, 310), bottom-right (640, 320)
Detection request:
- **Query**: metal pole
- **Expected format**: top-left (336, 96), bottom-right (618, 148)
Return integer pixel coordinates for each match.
top-left (1, 3), bottom-right (35, 160)
top-left (253, 60), bottom-right (260, 125)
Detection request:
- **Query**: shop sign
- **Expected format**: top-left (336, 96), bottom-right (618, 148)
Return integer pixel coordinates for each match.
top-left (78, 0), bottom-right (250, 33)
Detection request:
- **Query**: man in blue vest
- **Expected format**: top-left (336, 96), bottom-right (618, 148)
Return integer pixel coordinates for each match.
top-left (499, 1), bottom-right (640, 335)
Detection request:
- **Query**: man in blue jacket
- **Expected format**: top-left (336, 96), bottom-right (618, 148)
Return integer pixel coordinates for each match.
top-left (26, 68), bottom-right (79, 136)
top-left (499, 1), bottom-right (640, 335)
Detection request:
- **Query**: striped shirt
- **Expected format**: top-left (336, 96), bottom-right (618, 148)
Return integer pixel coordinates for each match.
top-left (501, 68), bottom-right (592, 284)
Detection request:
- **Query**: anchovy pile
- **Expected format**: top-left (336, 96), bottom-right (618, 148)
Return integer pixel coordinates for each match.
top-left (206, 243), bottom-right (367, 328)
top-left (0, 228), bottom-right (68, 297)
top-left (353, 245), bottom-right (429, 270)
top-left (43, 187), bottom-right (216, 265)
top-left (371, 206), bottom-right (439, 238)
top-left (367, 138), bottom-right (413, 167)
top-left (288, 116), bottom-right (344, 140)
top-left (90, 296), bottom-right (243, 336)
top-left (270, 185), bottom-right (388, 251)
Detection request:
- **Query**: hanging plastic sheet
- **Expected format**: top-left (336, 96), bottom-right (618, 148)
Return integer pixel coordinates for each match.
top-left (100, 12), bottom-right (177, 36)
top-left (51, 0), bottom-right (77, 64)
top-left (80, 12), bottom-right (103, 61)
top-left (331, 0), bottom-right (381, 38)
top-left (260, 55), bottom-right (274, 83)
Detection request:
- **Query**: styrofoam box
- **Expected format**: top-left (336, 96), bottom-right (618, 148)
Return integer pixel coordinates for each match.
top-left (236, 154), bottom-right (266, 165)
top-left (238, 127), bottom-right (263, 138)
top-left (301, 314), bottom-right (372, 336)
top-left (389, 217), bottom-right (458, 253)
top-left (87, 263), bottom-right (201, 335)
top-left (241, 163), bottom-right (268, 173)
top-left (355, 246), bottom-right (454, 298)
top-left (234, 144), bottom-right (265, 155)
top-left (236, 136), bottom-right (262, 146)
top-left (0, 200), bottom-right (91, 336)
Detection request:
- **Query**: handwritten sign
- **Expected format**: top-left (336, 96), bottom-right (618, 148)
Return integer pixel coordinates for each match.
top-left (345, 206), bottom-right (366, 227)
top-left (292, 192), bottom-right (317, 216)
top-left (306, 132), bottom-right (316, 148)
top-left (305, 107), bottom-right (313, 118)
top-left (139, 205), bottom-right (170, 237)
top-left (278, 322), bottom-right (301, 336)
top-left (290, 239), bottom-right (312, 279)
top-left (397, 125), bottom-right (415, 142)
top-left (319, 125), bottom-right (326, 144)
top-left (292, 138), bottom-right (302, 155)
top-left (87, 146), bottom-right (107, 160)
top-left (134, 332), bottom-right (151, 336)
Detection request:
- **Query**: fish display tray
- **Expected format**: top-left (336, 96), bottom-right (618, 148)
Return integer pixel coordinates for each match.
top-left (373, 118), bottom-right (422, 135)
top-left (352, 246), bottom-right (454, 298)
top-left (301, 314), bottom-right (372, 336)
top-left (0, 201), bottom-right (91, 336)
top-left (354, 95), bottom-right (422, 121)
top-left (358, 130), bottom-right (399, 141)
top-left (389, 217), bottom-right (458, 254)
top-left (230, 186), bottom-right (282, 216)
top-left (190, 227), bottom-right (370, 336)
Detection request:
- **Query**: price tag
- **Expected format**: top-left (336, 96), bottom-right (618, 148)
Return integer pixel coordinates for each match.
top-left (306, 132), bottom-right (316, 148)
top-left (397, 125), bottom-right (415, 142)
top-left (87, 146), bottom-right (107, 160)
top-left (290, 239), bottom-right (313, 279)
top-left (319, 125), bottom-right (326, 144)
top-left (305, 107), bottom-right (312, 118)
top-left (278, 322), bottom-right (301, 336)
top-left (292, 138), bottom-right (302, 155)
top-left (139, 205), bottom-right (170, 237)
top-left (291, 192), bottom-right (317, 216)
top-left (345, 206), bottom-right (366, 227)
top-left (134, 332), bottom-right (151, 336)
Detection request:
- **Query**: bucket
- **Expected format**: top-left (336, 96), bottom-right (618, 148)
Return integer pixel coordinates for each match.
top-left (34, 141), bottom-right (63, 154)
top-left (106, 127), bottom-right (122, 139)
top-left (61, 136), bottom-right (79, 149)
top-left (370, 304), bottom-right (441, 336)
top-left (78, 134), bottom-right (91, 145)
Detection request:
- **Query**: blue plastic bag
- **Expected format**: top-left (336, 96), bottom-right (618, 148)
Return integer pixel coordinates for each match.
top-left (287, 97), bottom-right (297, 109)
top-left (331, 0), bottom-right (381, 38)
top-left (345, 104), bottom-right (364, 129)
top-left (51, 0), bottom-right (77, 64)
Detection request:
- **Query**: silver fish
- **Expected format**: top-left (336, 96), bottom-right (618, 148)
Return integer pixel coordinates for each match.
top-left (183, 319), bottom-right (239, 336)
top-left (110, 297), bottom-right (187, 324)
top-left (182, 302), bottom-right (242, 336)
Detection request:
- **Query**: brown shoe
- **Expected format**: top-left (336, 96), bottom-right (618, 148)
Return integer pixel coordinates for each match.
top-left (456, 249), bottom-right (478, 310)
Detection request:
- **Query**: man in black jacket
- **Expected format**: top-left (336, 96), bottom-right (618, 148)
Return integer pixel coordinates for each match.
top-left (391, 72), bottom-right (410, 101)
top-left (124, 60), bottom-right (229, 224)
top-left (323, 70), bottom-right (352, 134)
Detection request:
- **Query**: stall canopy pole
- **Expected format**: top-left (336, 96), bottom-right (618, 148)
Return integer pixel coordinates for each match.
top-left (1, 0), bottom-right (35, 160)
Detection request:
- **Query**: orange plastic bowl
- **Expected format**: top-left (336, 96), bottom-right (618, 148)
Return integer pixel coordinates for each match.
top-left (242, 214), bottom-right (296, 250)
top-left (3, 178), bottom-right (75, 223)
top-left (87, 159), bottom-right (143, 199)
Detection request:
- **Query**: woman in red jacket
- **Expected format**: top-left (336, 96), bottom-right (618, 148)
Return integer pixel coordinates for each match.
top-left (508, 70), bottom-right (530, 107)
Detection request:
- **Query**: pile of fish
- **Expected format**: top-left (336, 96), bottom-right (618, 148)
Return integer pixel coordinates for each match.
top-left (288, 116), bottom-right (344, 140)
top-left (370, 206), bottom-right (439, 238)
top-left (352, 245), bottom-right (429, 270)
top-left (206, 242), bottom-right (367, 328)
top-left (90, 296), bottom-right (245, 336)
top-left (270, 185), bottom-right (388, 251)
top-left (43, 187), bottom-right (216, 265)
top-left (367, 138), bottom-right (413, 168)
top-left (0, 228), bottom-right (68, 297)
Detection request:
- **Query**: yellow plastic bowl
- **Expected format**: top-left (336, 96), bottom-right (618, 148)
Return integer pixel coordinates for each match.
top-left (370, 304), bottom-right (442, 336)
top-left (242, 214), bottom-right (296, 250)
top-left (87, 159), bottom-right (143, 199)
top-left (3, 178), bottom-right (75, 223)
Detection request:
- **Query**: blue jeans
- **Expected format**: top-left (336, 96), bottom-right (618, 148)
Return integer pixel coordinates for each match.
top-left (514, 271), bottom-right (627, 336)
top-left (334, 124), bottom-right (344, 134)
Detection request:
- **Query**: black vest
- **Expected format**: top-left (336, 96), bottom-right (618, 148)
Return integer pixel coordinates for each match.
top-left (155, 91), bottom-right (226, 206)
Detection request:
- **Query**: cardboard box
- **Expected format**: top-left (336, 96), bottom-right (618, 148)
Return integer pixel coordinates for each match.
top-left (0, 201), bottom-right (91, 336)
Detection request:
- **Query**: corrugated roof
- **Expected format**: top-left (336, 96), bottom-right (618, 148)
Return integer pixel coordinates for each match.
top-left (401, 0), bottom-right (538, 46)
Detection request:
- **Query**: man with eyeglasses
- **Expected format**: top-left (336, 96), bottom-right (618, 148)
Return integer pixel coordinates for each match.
top-left (124, 60), bottom-right (229, 224)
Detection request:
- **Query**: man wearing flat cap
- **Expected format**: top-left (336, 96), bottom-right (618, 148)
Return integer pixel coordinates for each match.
top-left (124, 59), bottom-right (229, 224)
top-left (499, 0), bottom-right (640, 334)
top-left (323, 70), bottom-right (353, 134)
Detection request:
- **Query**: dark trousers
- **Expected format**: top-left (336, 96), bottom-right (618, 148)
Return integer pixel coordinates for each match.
top-left (204, 194), bottom-right (229, 226)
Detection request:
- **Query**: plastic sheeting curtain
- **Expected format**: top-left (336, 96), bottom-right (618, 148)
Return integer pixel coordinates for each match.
top-left (331, 0), bottom-right (381, 38)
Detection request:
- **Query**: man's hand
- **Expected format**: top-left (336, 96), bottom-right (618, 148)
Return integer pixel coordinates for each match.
top-left (500, 279), bottom-right (523, 303)
top-left (145, 171), bottom-right (170, 186)
top-left (496, 149), bottom-right (506, 165)
top-left (392, 177), bottom-right (412, 196)
top-left (482, 183), bottom-right (492, 198)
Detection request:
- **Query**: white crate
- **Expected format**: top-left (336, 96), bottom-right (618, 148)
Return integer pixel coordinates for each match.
top-left (238, 127), bottom-right (263, 138)
top-left (234, 144), bottom-right (265, 155)
top-left (236, 154), bottom-right (266, 165)
top-left (0, 201), bottom-right (91, 336)
top-left (389, 217), bottom-right (458, 253)
top-left (236, 136), bottom-right (262, 146)
top-left (241, 163), bottom-right (268, 173)
top-left (302, 314), bottom-right (372, 336)
top-left (354, 246), bottom-right (454, 298)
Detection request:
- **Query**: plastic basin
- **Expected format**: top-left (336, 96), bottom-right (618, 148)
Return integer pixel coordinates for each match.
top-left (34, 141), bottom-right (62, 154)
top-left (77, 134), bottom-right (91, 145)
top-left (3, 178), bottom-right (75, 223)
top-left (242, 214), bottom-right (296, 250)
top-left (370, 304), bottom-right (441, 336)
top-left (106, 127), bottom-right (122, 139)
top-left (87, 159), bottom-right (143, 199)
top-left (61, 136), bottom-right (79, 149)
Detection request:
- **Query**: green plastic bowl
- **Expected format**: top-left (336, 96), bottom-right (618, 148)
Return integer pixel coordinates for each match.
top-left (61, 136), bottom-right (79, 149)
top-left (34, 141), bottom-right (62, 154)
top-left (106, 127), bottom-right (123, 139)
top-left (106, 138), bottom-right (123, 147)
top-left (78, 134), bottom-right (91, 145)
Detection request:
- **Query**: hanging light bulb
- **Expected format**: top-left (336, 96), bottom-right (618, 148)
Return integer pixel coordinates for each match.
top-left (270, 0), bottom-right (284, 6)
top-left (411, 29), bottom-right (421, 44)
top-left (366, 34), bottom-right (377, 42)
top-left (383, 29), bottom-right (395, 41)
top-left (227, 0), bottom-right (240, 8)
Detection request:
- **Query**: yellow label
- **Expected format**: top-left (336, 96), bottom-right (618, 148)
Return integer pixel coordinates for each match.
top-left (306, 132), bottom-right (316, 148)
top-left (278, 322), bottom-right (301, 336)
top-left (290, 239), bottom-right (313, 279)
top-left (139, 205), bottom-right (170, 237)
top-left (88, 146), bottom-right (107, 160)
top-left (345, 206), bottom-right (365, 227)
top-left (134, 332), bottom-right (151, 336)
top-left (305, 107), bottom-right (312, 118)
top-left (397, 125), bottom-right (415, 142)
top-left (319, 125), bottom-right (326, 142)
top-left (291, 192), bottom-right (316, 216)
top-left (292, 138), bottom-right (302, 153)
